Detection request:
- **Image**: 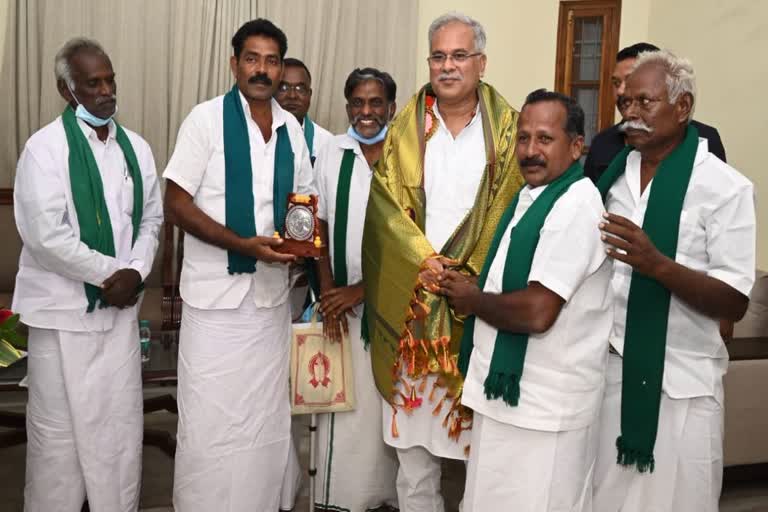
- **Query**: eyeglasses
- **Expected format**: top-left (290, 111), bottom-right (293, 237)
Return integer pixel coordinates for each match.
top-left (427, 51), bottom-right (483, 67)
top-left (276, 82), bottom-right (310, 96)
top-left (617, 95), bottom-right (665, 112)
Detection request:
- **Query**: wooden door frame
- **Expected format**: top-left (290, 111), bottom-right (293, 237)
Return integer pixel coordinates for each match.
top-left (554, 0), bottom-right (622, 134)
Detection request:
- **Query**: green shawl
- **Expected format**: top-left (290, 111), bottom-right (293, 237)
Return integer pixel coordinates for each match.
top-left (61, 106), bottom-right (143, 312)
top-left (223, 85), bottom-right (294, 274)
top-left (596, 124), bottom-right (700, 473)
top-left (362, 82), bottom-right (524, 404)
top-left (458, 162), bottom-right (585, 405)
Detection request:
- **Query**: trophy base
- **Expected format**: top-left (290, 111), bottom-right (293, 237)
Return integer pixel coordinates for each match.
top-left (275, 238), bottom-right (324, 258)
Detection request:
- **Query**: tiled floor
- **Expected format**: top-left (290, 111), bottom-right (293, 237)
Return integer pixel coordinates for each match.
top-left (1, 404), bottom-right (768, 511)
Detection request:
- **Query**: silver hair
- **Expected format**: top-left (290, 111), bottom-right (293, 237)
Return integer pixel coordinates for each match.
top-left (54, 37), bottom-right (107, 90)
top-left (633, 49), bottom-right (697, 121)
top-left (428, 12), bottom-right (486, 52)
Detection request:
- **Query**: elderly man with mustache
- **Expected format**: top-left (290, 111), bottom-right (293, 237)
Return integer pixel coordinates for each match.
top-left (13, 37), bottom-right (163, 511)
top-left (362, 12), bottom-right (524, 511)
top-left (592, 50), bottom-right (755, 512)
top-left (162, 18), bottom-right (314, 512)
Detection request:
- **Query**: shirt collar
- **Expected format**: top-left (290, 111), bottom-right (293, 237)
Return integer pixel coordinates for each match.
top-left (237, 89), bottom-right (288, 130)
top-left (339, 133), bottom-right (364, 156)
top-left (522, 183), bottom-right (549, 201)
top-left (76, 116), bottom-right (116, 142)
top-left (433, 99), bottom-right (482, 131)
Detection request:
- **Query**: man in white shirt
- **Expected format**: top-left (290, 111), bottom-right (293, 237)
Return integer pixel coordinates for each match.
top-left (13, 37), bottom-right (163, 512)
top-left (440, 89), bottom-right (612, 512)
top-left (362, 13), bottom-right (524, 511)
top-left (311, 67), bottom-right (400, 512)
top-left (273, 55), bottom-right (334, 512)
top-left (593, 50), bottom-right (756, 512)
top-left (163, 19), bottom-right (314, 512)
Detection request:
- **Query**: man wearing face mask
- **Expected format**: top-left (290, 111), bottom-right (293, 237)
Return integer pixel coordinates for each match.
top-left (363, 12), bottom-right (524, 511)
top-left (311, 67), bottom-right (400, 512)
top-left (163, 19), bottom-right (314, 512)
top-left (12, 37), bottom-right (163, 511)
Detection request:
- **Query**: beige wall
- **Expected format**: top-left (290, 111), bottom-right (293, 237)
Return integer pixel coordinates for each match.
top-left (416, 0), bottom-right (766, 269)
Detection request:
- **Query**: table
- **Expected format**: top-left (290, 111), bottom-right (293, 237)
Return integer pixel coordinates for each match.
top-left (0, 331), bottom-right (180, 456)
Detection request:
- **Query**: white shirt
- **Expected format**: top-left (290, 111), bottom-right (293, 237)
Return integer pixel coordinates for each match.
top-left (462, 178), bottom-right (613, 432)
top-left (424, 102), bottom-right (486, 250)
top-left (315, 134), bottom-right (371, 316)
top-left (13, 116), bottom-right (163, 332)
top-left (306, 119), bottom-right (333, 162)
top-left (163, 93), bottom-right (315, 310)
top-left (606, 139), bottom-right (756, 405)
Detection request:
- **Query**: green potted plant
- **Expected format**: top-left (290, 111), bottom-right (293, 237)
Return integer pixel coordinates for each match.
top-left (0, 308), bottom-right (26, 367)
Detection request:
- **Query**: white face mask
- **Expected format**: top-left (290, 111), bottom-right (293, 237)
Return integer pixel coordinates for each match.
top-left (66, 82), bottom-right (117, 127)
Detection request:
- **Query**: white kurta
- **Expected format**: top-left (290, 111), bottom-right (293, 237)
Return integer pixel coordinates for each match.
top-left (461, 178), bottom-right (612, 511)
top-left (309, 134), bottom-right (399, 511)
top-left (13, 116), bottom-right (163, 512)
top-left (163, 93), bottom-right (315, 512)
top-left (382, 103), bottom-right (485, 461)
top-left (594, 140), bottom-right (756, 511)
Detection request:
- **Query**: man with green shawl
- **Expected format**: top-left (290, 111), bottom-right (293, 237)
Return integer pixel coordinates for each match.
top-left (163, 19), bottom-right (314, 512)
top-left (440, 89), bottom-right (613, 511)
top-left (13, 38), bottom-right (163, 511)
top-left (362, 12), bottom-right (523, 511)
top-left (593, 50), bottom-right (755, 512)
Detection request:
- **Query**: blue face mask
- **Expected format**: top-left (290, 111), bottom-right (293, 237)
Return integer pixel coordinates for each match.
top-left (67, 83), bottom-right (116, 127)
top-left (347, 124), bottom-right (388, 145)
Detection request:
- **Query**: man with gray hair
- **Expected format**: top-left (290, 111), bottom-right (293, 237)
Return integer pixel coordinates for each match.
top-left (12, 37), bottom-right (163, 511)
top-left (593, 50), bottom-right (755, 511)
top-left (363, 12), bottom-right (523, 511)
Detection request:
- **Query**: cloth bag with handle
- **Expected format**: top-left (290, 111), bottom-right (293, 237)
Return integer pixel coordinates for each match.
top-left (290, 307), bottom-right (356, 414)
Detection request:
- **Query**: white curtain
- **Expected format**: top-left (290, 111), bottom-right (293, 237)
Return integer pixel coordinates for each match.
top-left (0, 0), bottom-right (418, 186)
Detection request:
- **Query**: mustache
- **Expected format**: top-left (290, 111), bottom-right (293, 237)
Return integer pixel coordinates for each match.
top-left (351, 114), bottom-right (387, 128)
top-left (520, 157), bottom-right (547, 168)
top-left (438, 71), bottom-right (463, 81)
top-left (95, 94), bottom-right (117, 105)
top-left (619, 119), bottom-right (653, 133)
top-left (248, 73), bottom-right (273, 86)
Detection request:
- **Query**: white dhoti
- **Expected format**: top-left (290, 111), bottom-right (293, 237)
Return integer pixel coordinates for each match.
top-left (24, 308), bottom-right (143, 512)
top-left (280, 281), bottom-right (312, 510)
top-left (593, 354), bottom-right (724, 512)
top-left (464, 413), bottom-right (595, 512)
top-left (382, 372), bottom-right (470, 512)
top-left (315, 314), bottom-right (399, 511)
top-left (279, 413), bottom-right (305, 510)
top-left (173, 290), bottom-right (292, 512)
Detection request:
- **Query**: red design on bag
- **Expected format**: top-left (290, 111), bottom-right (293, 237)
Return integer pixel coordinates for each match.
top-left (308, 351), bottom-right (331, 388)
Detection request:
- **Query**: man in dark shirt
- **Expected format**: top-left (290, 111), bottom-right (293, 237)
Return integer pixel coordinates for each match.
top-left (584, 42), bottom-right (726, 182)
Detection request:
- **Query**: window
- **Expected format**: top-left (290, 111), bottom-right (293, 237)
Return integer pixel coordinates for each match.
top-left (555, 0), bottom-right (622, 148)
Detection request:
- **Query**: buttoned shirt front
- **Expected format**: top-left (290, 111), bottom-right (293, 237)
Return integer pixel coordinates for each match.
top-left (315, 134), bottom-right (372, 316)
top-left (606, 139), bottom-right (756, 405)
top-left (163, 93), bottom-right (315, 310)
top-left (13, 116), bottom-right (163, 332)
top-left (424, 101), bottom-right (486, 251)
top-left (462, 178), bottom-right (613, 432)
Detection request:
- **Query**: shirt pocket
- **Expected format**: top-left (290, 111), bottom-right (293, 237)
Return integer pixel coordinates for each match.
top-left (675, 210), bottom-right (706, 268)
top-left (120, 162), bottom-right (135, 218)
